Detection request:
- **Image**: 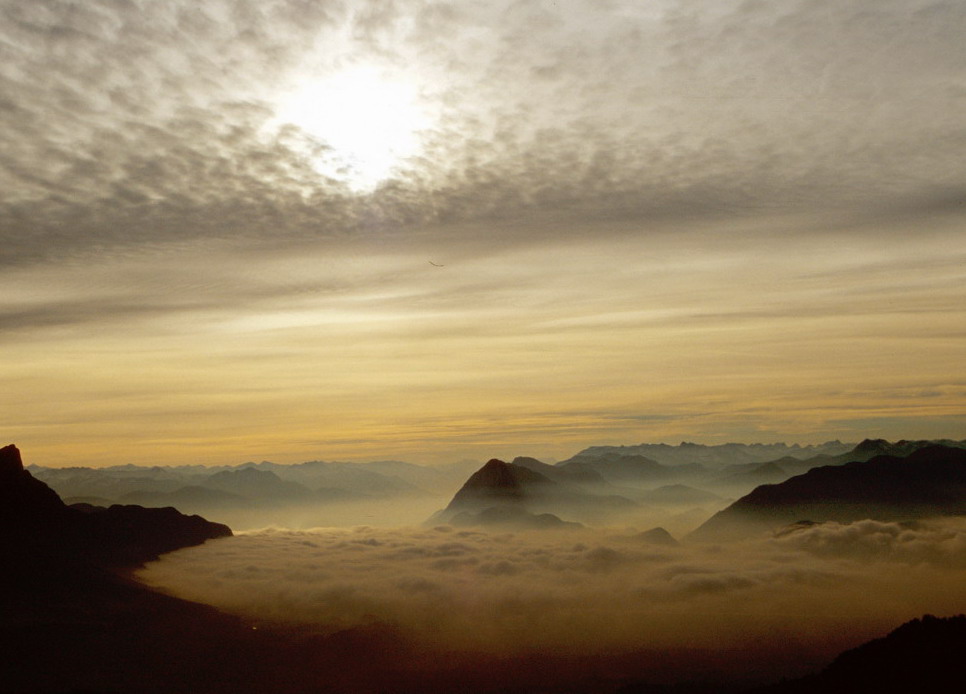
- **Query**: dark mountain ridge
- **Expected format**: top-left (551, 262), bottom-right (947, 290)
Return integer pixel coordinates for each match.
top-left (447, 458), bottom-right (556, 506)
top-left (691, 444), bottom-right (966, 540)
top-left (1, 443), bottom-right (231, 580)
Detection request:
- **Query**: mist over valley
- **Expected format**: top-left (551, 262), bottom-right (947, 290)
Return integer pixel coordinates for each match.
top-left (7, 438), bottom-right (966, 692)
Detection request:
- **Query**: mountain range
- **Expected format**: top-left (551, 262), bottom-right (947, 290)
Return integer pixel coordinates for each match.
top-left (4, 441), bottom-right (966, 693)
top-left (429, 439), bottom-right (966, 531)
top-left (564, 441), bottom-right (855, 468)
top-left (691, 444), bottom-right (966, 541)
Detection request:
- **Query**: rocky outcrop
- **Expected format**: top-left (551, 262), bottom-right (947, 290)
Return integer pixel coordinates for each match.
top-left (1, 444), bottom-right (231, 582)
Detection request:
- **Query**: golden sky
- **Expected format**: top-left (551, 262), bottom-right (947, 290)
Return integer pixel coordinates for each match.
top-left (1, 0), bottom-right (964, 467)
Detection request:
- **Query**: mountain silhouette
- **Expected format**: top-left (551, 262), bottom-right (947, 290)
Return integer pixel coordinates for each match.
top-left (568, 441), bottom-right (853, 469)
top-left (431, 458), bottom-right (636, 525)
top-left (202, 466), bottom-right (317, 500)
top-left (691, 445), bottom-right (966, 541)
top-left (0, 444), bottom-right (423, 694)
top-left (774, 438), bottom-right (966, 476)
top-left (1, 443), bottom-right (231, 587)
top-left (447, 458), bottom-right (557, 509)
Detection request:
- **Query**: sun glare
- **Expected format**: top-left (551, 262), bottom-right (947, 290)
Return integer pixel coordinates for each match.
top-left (272, 66), bottom-right (433, 191)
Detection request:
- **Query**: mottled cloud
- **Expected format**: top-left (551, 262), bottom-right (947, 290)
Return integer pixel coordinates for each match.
top-left (2, 0), bottom-right (964, 266)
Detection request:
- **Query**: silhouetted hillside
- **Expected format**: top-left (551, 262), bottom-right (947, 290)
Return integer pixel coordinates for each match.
top-left (1, 443), bottom-right (231, 587)
top-left (691, 445), bottom-right (966, 540)
top-left (772, 438), bottom-right (966, 476)
top-left (0, 444), bottom-right (415, 694)
top-left (747, 614), bottom-right (966, 694)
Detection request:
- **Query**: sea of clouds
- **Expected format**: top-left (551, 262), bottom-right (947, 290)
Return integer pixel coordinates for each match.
top-left (139, 517), bottom-right (966, 677)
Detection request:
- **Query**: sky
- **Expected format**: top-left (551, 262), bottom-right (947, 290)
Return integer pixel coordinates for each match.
top-left (1, 0), bottom-right (964, 468)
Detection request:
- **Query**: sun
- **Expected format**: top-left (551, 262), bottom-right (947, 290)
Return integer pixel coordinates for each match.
top-left (272, 65), bottom-right (433, 191)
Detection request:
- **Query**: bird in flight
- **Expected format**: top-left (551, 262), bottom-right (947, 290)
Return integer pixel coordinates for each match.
top-left (429, 261), bottom-right (444, 267)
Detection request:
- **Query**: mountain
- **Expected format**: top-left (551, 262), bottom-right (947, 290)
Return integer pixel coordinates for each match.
top-left (431, 458), bottom-right (636, 525)
top-left (772, 438), bottom-right (966, 476)
top-left (203, 467), bottom-right (317, 501)
top-left (555, 452), bottom-right (704, 484)
top-left (445, 458), bottom-right (557, 510)
top-left (242, 459), bottom-right (427, 496)
top-left (569, 441), bottom-right (853, 469)
top-left (637, 484), bottom-right (722, 505)
top-left (0, 444), bottom-right (429, 694)
top-left (691, 445), bottom-right (966, 541)
top-left (1, 443), bottom-right (231, 579)
top-left (449, 505), bottom-right (584, 530)
top-left (29, 456), bottom-right (457, 511)
top-left (512, 455), bottom-right (609, 486)
top-left (715, 461), bottom-right (790, 486)
top-left (120, 484), bottom-right (249, 508)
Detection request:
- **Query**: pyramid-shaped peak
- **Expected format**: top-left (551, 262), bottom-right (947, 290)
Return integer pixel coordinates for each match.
top-left (444, 458), bottom-right (555, 512)
top-left (470, 459), bottom-right (525, 488)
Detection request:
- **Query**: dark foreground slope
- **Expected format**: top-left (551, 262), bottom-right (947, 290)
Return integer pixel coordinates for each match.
top-left (616, 614), bottom-right (966, 694)
top-left (691, 445), bottom-right (966, 541)
top-left (746, 614), bottom-right (966, 694)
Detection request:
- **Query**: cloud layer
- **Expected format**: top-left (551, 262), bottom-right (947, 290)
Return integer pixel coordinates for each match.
top-left (3, 0), bottom-right (965, 265)
top-left (139, 519), bottom-right (966, 670)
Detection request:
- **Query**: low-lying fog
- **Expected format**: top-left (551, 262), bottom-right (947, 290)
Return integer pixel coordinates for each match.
top-left (179, 496), bottom-right (732, 537)
top-left (183, 497), bottom-right (454, 532)
top-left (139, 517), bottom-right (966, 684)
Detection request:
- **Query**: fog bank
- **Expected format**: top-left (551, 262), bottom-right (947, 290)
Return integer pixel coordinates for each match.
top-left (139, 518), bottom-right (966, 683)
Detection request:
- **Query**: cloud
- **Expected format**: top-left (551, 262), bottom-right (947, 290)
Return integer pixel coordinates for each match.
top-left (139, 519), bottom-right (966, 662)
top-left (773, 518), bottom-right (966, 566)
top-left (3, 1), bottom-right (965, 468)
top-left (2, 0), bottom-right (964, 266)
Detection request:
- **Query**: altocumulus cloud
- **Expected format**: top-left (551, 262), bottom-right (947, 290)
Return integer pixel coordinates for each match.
top-left (139, 520), bottom-right (966, 658)
top-left (3, 0), bottom-right (965, 266)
